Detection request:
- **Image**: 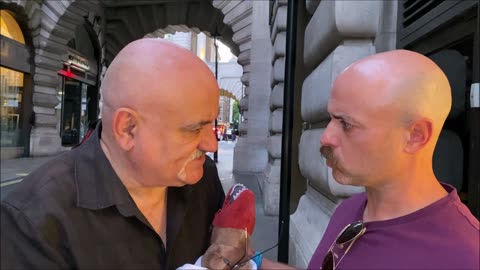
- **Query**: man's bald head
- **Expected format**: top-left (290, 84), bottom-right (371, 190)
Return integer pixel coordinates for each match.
top-left (100, 38), bottom-right (218, 137)
top-left (98, 38), bottom-right (219, 188)
top-left (321, 50), bottom-right (452, 187)
top-left (335, 49), bottom-right (451, 140)
top-left (102, 38), bottom-right (217, 109)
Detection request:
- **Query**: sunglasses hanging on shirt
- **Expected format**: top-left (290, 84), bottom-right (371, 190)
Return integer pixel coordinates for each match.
top-left (321, 220), bottom-right (366, 270)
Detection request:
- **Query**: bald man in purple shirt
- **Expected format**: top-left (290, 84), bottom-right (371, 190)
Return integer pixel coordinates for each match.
top-left (261, 50), bottom-right (479, 270)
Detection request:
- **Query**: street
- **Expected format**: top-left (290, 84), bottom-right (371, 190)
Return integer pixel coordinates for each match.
top-left (1, 178), bottom-right (22, 200)
top-left (1, 156), bottom-right (56, 200)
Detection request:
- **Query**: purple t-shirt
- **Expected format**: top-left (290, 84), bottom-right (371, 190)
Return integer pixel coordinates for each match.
top-left (308, 184), bottom-right (480, 269)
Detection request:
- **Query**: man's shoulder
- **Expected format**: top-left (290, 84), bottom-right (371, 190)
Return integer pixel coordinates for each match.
top-left (442, 198), bottom-right (480, 250)
top-left (323, 192), bottom-right (366, 231)
top-left (449, 196), bottom-right (480, 231)
top-left (2, 151), bottom-right (77, 213)
top-left (198, 155), bottom-right (222, 189)
top-left (203, 155), bottom-right (219, 172)
top-left (188, 155), bottom-right (225, 205)
top-left (336, 192), bottom-right (367, 212)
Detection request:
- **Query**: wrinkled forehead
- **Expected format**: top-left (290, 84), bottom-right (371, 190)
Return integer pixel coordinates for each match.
top-left (139, 78), bottom-right (219, 125)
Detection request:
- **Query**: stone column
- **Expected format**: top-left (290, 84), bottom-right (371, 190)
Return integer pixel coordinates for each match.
top-left (264, 1), bottom-right (287, 216)
top-left (29, 0), bottom-right (104, 156)
top-left (29, 1), bottom-right (80, 156)
top-left (232, 0), bottom-right (271, 174)
top-left (265, 0), bottom-right (309, 218)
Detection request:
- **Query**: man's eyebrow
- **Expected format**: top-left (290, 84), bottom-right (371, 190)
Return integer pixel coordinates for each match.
top-left (331, 113), bottom-right (358, 124)
top-left (181, 120), bottom-right (213, 130)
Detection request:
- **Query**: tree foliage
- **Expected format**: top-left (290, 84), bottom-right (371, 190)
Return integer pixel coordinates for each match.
top-left (231, 101), bottom-right (240, 129)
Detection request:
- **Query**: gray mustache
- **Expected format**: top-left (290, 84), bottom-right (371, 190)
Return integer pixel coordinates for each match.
top-left (320, 145), bottom-right (334, 161)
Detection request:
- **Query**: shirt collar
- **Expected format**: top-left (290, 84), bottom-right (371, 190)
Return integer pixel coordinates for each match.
top-left (74, 122), bottom-right (136, 213)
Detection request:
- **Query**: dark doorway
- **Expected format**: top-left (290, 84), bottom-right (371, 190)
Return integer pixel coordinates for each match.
top-left (60, 77), bottom-right (97, 146)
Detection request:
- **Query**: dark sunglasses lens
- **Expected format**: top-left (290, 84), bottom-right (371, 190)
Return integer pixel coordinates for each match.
top-left (321, 251), bottom-right (334, 270)
top-left (336, 221), bottom-right (364, 245)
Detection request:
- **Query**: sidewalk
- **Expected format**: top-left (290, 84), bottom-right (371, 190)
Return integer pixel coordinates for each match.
top-left (1, 141), bottom-right (279, 260)
top-left (1, 155), bottom-right (58, 182)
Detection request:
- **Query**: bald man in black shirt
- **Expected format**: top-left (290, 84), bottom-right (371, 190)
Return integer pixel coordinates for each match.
top-left (1, 39), bottom-right (225, 270)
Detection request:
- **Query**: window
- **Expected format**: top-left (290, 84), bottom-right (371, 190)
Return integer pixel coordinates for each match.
top-left (0, 10), bottom-right (25, 44)
top-left (1, 10), bottom-right (26, 148)
top-left (0, 67), bottom-right (24, 147)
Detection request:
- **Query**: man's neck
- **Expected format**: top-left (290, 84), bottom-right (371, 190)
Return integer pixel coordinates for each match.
top-left (100, 138), bottom-right (168, 241)
top-left (100, 137), bottom-right (167, 206)
top-left (363, 174), bottom-right (448, 223)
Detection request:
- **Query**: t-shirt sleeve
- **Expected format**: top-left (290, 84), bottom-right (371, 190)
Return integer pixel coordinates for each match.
top-left (0, 202), bottom-right (70, 269)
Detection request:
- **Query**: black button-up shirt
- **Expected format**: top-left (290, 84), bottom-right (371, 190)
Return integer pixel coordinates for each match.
top-left (1, 123), bottom-right (225, 269)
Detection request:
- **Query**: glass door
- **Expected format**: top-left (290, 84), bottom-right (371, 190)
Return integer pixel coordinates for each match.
top-left (0, 66), bottom-right (25, 148)
top-left (61, 77), bottom-right (89, 146)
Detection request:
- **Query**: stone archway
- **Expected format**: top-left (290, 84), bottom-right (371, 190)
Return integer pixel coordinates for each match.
top-left (102, 1), bottom-right (238, 65)
top-left (12, 0), bottom-right (266, 168)
top-left (22, 0), bottom-right (104, 156)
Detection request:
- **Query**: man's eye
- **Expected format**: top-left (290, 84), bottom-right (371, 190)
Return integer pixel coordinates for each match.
top-left (341, 120), bottom-right (353, 131)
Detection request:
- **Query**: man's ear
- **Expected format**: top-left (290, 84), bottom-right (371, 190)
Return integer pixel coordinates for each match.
top-left (404, 118), bottom-right (433, 154)
top-left (112, 108), bottom-right (138, 151)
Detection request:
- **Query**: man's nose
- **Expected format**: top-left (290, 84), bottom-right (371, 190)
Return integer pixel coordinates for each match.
top-left (199, 127), bottom-right (218, 153)
top-left (320, 121), bottom-right (337, 147)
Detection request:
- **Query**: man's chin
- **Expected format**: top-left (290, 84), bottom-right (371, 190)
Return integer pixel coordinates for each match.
top-left (176, 155), bottom-right (207, 185)
top-left (192, 154), bottom-right (206, 164)
top-left (178, 168), bottom-right (204, 185)
top-left (332, 169), bottom-right (356, 186)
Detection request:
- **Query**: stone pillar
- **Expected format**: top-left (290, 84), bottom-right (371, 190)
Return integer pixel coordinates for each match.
top-left (289, 0), bottom-right (398, 267)
top-left (29, 0), bottom-right (104, 156)
top-left (29, 1), bottom-right (81, 156)
top-left (196, 32), bottom-right (207, 60)
top-left (264, 0), bottom-right (286, 216)
top-left (265, 0), bottom-right (308, 217)
top-left (232, 0), bottom-right (271, 174)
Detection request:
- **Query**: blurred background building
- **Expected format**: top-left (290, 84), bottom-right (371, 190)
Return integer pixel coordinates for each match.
top-left (159, 30), bottom-right (243, 137)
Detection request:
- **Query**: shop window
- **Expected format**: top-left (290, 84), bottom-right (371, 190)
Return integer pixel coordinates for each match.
top-left (0, 10), bottom-right (25, 44)
top-left (0, 67), bottom-right (24, 147)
